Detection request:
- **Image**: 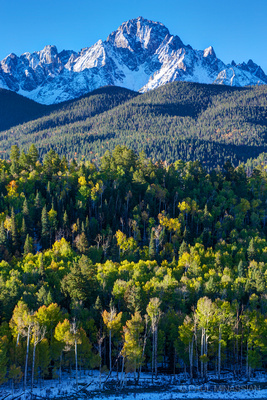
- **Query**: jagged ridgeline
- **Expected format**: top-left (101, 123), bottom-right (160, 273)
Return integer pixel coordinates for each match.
top-left (0, 81), bottom-right (267, 169)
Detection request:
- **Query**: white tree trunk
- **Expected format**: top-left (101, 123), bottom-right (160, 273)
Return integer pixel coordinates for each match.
top-left (59, 352), bottom-right (62, 384)
top-left (155, 325), bottom-right (158, 379)
top-left (189, 337), bottom-right (194, 381)
top-left (246, 341), bottom-right (249, 379)
top-left (31, 343), bottom-right (36, 389)
top-left (205, 333), bottom-right (208, 381)
top-left (218, 325), bottom-right (221, 380)
top-left (99, 338), bottom-right (102, 389)
top-left (24, 326), bottom-right (31, 390)
top-left (109, 329), bottom-right (112, 374)
top-left (75, 337), bottom-right (78, 387)
top-left (151, 327), bottom-right (155, 383)
top-left (201, 328), bottom-right (204, 379)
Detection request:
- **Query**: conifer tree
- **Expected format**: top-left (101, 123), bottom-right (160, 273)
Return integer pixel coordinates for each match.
top-left (11, 208), bottom-right (18, 251)
top-left (63, 210), bottom-right (68, 228)
top-left (10, 145), bottom-right (20, 175)
top-left (238, 260), bottom-right (245, 278)
top-left (24, 234), bottom-right (33, 256)
top-left (179, 240), bottom-right (188, 259)
top-left (247, 238), bottom-right (257, 262)
top-left (27, 144), bottom-right (39, 168)
top-left (75, 232), bottom-right (89, 254)
top-left (0, 221), bottom-right (6, 247)
top-left (149, 230), bottom-right (156, 260)
top-left (41, 206), bottom-right (49, 249)
top-left (21, 217), bottom-right (27, 249)
top-left (10, 145), bottom-right (20, 165)
top-left (22, 198), bottom-right (31, 232)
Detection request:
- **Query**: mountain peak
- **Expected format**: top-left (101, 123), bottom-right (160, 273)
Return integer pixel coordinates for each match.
top-left (107, 17), bottom-right (170, 53)
top-left (204, 46), bottom-right (216, 58)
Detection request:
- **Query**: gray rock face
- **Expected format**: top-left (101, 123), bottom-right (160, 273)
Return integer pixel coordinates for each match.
top-left (0, 17), bottom-right (266, 104)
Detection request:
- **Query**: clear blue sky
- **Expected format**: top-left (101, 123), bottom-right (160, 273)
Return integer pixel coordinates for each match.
top-left (1, 0), bottom-right (267, 72)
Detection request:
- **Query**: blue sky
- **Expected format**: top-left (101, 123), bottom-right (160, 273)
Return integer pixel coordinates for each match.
top-left (1, 0), bottom-right (267, 72)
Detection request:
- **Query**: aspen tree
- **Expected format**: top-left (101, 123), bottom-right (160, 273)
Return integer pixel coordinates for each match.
top-left (147, 297), bottom-right (162, 382)
top-left (122, 312), bottom-right (144, 384)
top-left (196, 297), bottom-right (215, 381)
top-left (31, 321), bottom-right (46, 389)
top-left (10, 301), bottom-right (34, 389)
top-left (102, 307), bottom-right (122, 374)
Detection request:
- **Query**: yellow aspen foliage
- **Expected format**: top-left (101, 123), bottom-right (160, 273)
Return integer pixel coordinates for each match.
top-left (6, 180), bottom-right (18, 198)
top-left (122, 312), bottom-right (144, 373)
top-left (102, 309), bottom-right (122, 332)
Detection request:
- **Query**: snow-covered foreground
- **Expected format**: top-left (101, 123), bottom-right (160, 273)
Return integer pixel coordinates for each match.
top-left (1, 371), bottom-right (267, 400)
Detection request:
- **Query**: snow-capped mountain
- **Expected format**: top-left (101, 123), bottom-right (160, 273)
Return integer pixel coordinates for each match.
top-left (0, 17), bottom-right (266, 104)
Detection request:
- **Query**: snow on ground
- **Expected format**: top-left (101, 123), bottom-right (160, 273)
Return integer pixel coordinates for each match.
top-left (1, 370), bottom-right (267, 400)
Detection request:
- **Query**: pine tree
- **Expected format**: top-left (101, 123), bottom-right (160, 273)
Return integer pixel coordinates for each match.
top-left (10, 145), bottom-right (20, 175)
top-left (22, 198), bottom-right (31, 231)
top-left (75, 232), bottom-right (89, 254)
top-left (179, 240), bottom-right (188, 259)
top-left (238, 260), bottom-right (245, 277)
top-left (38, 253), bottom-right (44, 277)
top-left (11, 208), bottom-right (18, 251)
top-left (24, 234), bottom-right (33, 256)
top-left (149, 230), bottom-right (156, 260)
top-left (34, 191), bottom-right (42, 237)
top-left (63, 210), bottom-right (68, 228)
top-left (10, 145), bottom-right (20, 165)
top-left (27, 144), bottom-right (39, 168)
top-left (0, 221), bottom-right (6, 247)
top-left (21, 217), bottom-right (27, 249)
top-left (19, 150), bottom-right (29, 170)
top-left (41, 206), bottom-right (49, 249)
top-left (247, 238), bottom-right (257, 262)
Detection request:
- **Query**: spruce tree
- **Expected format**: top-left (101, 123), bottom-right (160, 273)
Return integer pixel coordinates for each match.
top-left (247, 238), bottom-right (257, 262)
top-left (10, 145), bottom-right (20, 164)
top-left (27, 144), bottom-right (39, 168)
top-left (38, 253), bottom-right (45, 277)
top-left (179, 240), bottom-right (188, 259)
top-left (21, 218), bottom-right (27, 250)
top-left (238, 260), bottom-right (245, 277)
top-left (41, 206), bottom-right (49, 249)
top-left (11, 208), bottom-right (18, 251)
top-left (63, 210), bottom-right (68, 228)
top-left (22, 198), bottom-right (32, 235)
top-left (0, 222), bottom-right (6, 247)
top-left (34, 191), bottom-right (42, 237)
top-left (10, 145), bottom-right (20, 175)
top-left (75, 232), bottom-right (89, 254)
top-left (149, 230), bottom-right (156, 260)
top-left (23, 234), bottom-right (33, 256)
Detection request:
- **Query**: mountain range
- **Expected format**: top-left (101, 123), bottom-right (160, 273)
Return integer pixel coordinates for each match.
top-left (0, 17), bottom-right (266, 104)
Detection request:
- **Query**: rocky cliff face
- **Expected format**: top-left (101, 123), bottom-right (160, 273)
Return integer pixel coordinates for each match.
top-left (0, 17), bottom-right (266, 104)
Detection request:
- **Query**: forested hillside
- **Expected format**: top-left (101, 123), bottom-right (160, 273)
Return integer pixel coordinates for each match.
top-left (0, 82), bottom-right (267, 169)
top-left (0, 145), bottom-right (266, 389)
top-left (0, 88), bottom-right (48, 132)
